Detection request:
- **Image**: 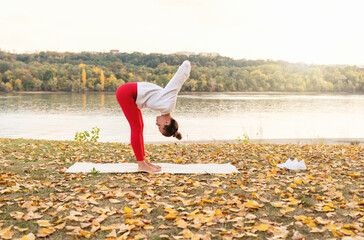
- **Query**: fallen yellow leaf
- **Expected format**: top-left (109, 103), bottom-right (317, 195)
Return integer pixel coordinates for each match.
top-left (215, 209), bottom-right (223, 216)
top-left (36, 228), bottom-right (55, 238)
top-left (175, 219), bottom-right (188, 228)
top-left (37, 220), bottom-right (53, 227)
top-left (109, 199), bottom-right (121, 203)
top-left (14, 233), bottom-right (35, 240)
top-left (244, 200), bottom-right (263, 209)
top-left (271, 202), bottom-right (284, 208)
top-left (124, 206), bottom-right (134, 213)
top-left (0, 225), bottom-right (14, 240)
top-left (294, 178), bottom-right (303, 185)
top-left (165, 212), bottom-right (177, 220)
top-left (340, 228), bottom-right (355, 236)
top-left (255, 223), bottom-right (269, 231)
top-left (323, 206), bottom-right (334, 212)
top-left (134, 233), bottom-right (147, 239)
top-left (79, 230), bottom-right (90, 238)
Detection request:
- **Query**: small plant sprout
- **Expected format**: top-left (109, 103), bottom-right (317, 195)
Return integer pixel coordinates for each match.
top-left (236, 133), bottom-right (250, 144)
top-left (90, 167), bottom-right (100, 175)
top-left (75, 126), bottom-right (100, 142)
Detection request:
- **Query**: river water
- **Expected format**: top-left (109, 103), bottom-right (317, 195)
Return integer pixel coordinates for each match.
top-left (0, 92), bottom-right (363, 143)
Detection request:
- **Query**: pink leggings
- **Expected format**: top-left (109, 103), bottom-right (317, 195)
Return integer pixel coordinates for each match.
top-left (116, 83), bottom-right (145, 161)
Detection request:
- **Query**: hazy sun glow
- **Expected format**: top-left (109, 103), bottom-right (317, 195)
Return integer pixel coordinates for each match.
top-left (0, 0), bottom-right (363, 65)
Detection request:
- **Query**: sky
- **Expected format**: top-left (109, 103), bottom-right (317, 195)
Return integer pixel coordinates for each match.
top-left (0, 0), bottom-right (363, 65)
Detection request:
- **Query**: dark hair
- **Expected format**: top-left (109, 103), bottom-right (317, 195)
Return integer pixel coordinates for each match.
top-left (162, 118), bottom-right (182, 140)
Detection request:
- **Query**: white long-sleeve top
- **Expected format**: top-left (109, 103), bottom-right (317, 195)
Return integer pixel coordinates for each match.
top-left (136, 60), bottom-right (191, 115)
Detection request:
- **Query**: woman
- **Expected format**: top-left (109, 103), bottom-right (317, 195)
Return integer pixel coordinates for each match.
top-left (116, 60), bottom-right (191, 173)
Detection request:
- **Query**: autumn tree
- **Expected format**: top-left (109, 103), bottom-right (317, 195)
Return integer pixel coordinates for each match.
top-left (106, 73), bottom-right (117, 90)
top-left (10, 79), bottom-right (23, 90)
top-left (100, 70), bottom-right (105, 90)
top-left (82, 68), bottom-right (86, 87)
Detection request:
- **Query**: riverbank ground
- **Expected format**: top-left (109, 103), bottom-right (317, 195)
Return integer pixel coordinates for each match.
top-left (0, 138), bottom-right (363, 239)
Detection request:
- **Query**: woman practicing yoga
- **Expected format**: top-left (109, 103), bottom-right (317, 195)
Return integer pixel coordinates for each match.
top-left (116, 60), bottom-right (191, 173)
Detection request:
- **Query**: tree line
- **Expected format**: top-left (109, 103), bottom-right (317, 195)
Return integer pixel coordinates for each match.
top-left (0, 50), bottom-right (363, 93)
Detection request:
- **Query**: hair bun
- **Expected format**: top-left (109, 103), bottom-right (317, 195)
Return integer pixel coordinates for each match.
top-left (174, 132), bottom-right (182, 140)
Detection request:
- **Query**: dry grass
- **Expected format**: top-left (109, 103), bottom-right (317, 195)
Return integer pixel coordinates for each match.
top-left (0, 138), bottom-right (363, 239)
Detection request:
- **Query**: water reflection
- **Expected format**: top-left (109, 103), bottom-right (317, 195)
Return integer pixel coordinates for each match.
top-left (101, 94), bottom-right (105, 112)
top-left (0, 92), bottom-right (363, 143)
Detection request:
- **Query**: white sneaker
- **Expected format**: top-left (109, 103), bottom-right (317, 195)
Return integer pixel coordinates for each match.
top-left (277, 158), bottom-right (306, 170)
top-left (277, 158), bottom-right (291, 169)
top-left (296, 159), bottom-right (307, 170)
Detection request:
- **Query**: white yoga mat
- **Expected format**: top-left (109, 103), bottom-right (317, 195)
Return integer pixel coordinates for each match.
top-left (66, 162), bottom-right (238, 174)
